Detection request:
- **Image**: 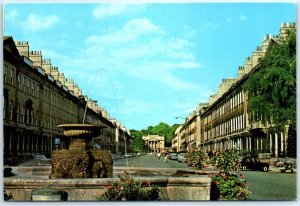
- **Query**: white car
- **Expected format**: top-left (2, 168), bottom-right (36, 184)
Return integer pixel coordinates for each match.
top-left (33, 155), bottom-right (51, 165)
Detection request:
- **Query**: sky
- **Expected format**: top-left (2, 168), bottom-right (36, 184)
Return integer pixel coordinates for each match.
top-left (2, 1), bottom-right (296, 130)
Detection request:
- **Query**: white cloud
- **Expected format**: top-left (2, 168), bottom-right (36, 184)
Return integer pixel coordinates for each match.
top-left (5, 9), bottom-right (18, 20)
top-left (86, 18), bottom-right (162, 44)
top-left (92, 4), bottom-right (145, 20)
top-left (21, 13), bottom-right (60, 32)
top-left (72, 17), bottom-right (202, 91)
top-left (240, 15), bottom-right (247, 21)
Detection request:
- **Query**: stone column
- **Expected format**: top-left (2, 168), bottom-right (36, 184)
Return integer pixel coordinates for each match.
top-left (9, 132), bottom-right (12, 155)
top-left (269, 133), bottom-right (273, 155)
top-left (240, 138), bottom-right (243, 151)
top-left (21, 133), bottom-right (25, 153)
top-left (31, 135), bottom-right (34, 154)
top-left (274, 132), bottom-right (278, 157)
top-left (280, 132), bottom-right (284, 154)
top-left (249, 137), bottom-right (252, 151)
top-left (17, 132), bottom-right (20, 154)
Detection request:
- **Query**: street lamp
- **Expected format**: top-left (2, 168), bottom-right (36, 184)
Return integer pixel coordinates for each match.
top-left (175, 117), bottom-right (186, 120)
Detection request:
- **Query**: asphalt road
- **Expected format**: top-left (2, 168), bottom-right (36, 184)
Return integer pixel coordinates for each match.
top-left (113, 153), bottom-right (191, 169)
top-left (242, 170), bottom-right (297, 200)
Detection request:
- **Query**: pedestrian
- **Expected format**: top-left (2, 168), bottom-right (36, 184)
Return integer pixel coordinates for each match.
top-left (157, 152), bottom-right (161, 162)
top-left (164, 153), bottom-right (169, 163)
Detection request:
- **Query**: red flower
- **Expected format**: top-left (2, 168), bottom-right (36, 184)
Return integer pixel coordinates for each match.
top-left (105, 185), bottom-right (113, 189)
top-left (241, 175), bottom-right (246, 179)
top-left (215, 180), bottom-right (220, 186)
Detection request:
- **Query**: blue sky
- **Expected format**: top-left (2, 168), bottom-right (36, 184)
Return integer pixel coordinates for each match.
top-left (3, 2), bottom-right (296, 130)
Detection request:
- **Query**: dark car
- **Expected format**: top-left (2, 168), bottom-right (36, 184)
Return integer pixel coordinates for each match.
top-left (240, 156), bottom-right (269, 172)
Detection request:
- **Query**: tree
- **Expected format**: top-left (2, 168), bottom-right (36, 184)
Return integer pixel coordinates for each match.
top-left (130, 130), bottom-right (145, 152)
top-left (244, 28), bottom-right (296, 129)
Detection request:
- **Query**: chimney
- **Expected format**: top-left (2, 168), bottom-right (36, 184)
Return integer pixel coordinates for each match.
top-left (42, 59), bottom-right (52, 74)
top-left (51, 67), bottom-right (60, 81)
top-left (244, 56), bottom-right (253, 74)
top-left (29, 50), bottom-right (42, 67)
top-left (58, 72), bottom-right (66, 85)
top-left (65, 79), bottom-right (75, 92)
top-left (238, 66), bottom-right (245, 79)
top-left (280, 22), bottom-right (296, 39)
top-left (14, 41), bottom-right (29, 57)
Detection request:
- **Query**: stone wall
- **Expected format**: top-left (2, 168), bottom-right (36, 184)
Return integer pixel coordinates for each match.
top-left (4, 176), bottom-right (211, 201)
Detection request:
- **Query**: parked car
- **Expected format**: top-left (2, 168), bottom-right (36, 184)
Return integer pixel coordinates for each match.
top-left (168, 153), bottom-right (178, 160)
top-left (240, 156), bottom-right (269, 172)
top-left (124, 153), bottom-right (134, 158)
top-left (33, 154), bottom-right (51, 165)
top-left (177, 153), bottom-right (188, 162)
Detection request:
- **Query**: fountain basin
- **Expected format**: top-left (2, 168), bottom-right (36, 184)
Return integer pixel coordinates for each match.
top-left (4, 174), bottom-right (211, 201)
top-left (57, 124), bottom-right (105, 141)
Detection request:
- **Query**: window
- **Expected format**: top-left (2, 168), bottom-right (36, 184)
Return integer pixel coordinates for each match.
top-left (36, 85), bottom-right (39, 97)
top-left (24, 99), bottom-right (33, 124)
top-left (11, 68), bottom-right (14, 86)
top-left (4, 65), bottom-right (7, 83)
top-left (17, 74), bottom-right (20, 89)
top-left (9, 101), bottom-right (14, 120)
top-left (27, 79), bottom-right (30, 94)
top-left (31, 109), bottom-right (34, 125)
top-left (16, 103), bottom-right (19, 122)
top-left (32, 82), bottom-right (35, 96)
top-left (23, 77), bottom-right (26, 91)
top-left (22, 105), bottom-right (25, 123)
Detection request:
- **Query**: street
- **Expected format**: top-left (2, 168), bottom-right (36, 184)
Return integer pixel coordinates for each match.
top-left (114, 154), bottom-right (297, 201)
top-left (242, 170), bottom-right (297, 200)
top-left (114, 153), bottom-right (190, 169)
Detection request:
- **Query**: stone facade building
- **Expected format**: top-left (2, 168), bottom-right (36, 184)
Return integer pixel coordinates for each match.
top-left (142, 135), bottom-right (165, 153)
top-left (3, 36), bottom-right (132, 161)
top-left (172, 22), bottom-right (296, 158)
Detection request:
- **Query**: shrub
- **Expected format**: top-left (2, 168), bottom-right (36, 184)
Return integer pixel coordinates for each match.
top-left (210, 173), bottom-right (251, 200)
top-left (98, 172), bottom-right (160, 201)
top-left (209, 149), bottom-right (241, 176)
top-left (186, 149), bottom-right (208, 169)
top-left (209, 149), bottom-right (251, 200)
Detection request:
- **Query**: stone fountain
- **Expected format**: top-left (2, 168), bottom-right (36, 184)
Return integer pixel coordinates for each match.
top-left (49, 124), bottom-right (113, 178)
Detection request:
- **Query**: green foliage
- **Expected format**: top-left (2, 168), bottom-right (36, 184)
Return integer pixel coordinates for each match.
top-left (211, 173), bottom-right (251, 200)
top-left (209, 149), bottom-right (241, 176)
top-left (244, 28), bottom-right (296, 129)
top-left (99, 172), bottom-right (160, 201)
top-left (130, 130), bottom-right (145, 152)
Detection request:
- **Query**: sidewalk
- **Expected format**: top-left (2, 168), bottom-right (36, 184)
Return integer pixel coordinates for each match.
top-left (269, 165), bottom-right (296, 173)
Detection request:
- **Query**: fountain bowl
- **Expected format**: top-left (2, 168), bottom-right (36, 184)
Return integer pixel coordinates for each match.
top-left (57, 124), bottom-right (106, 140)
